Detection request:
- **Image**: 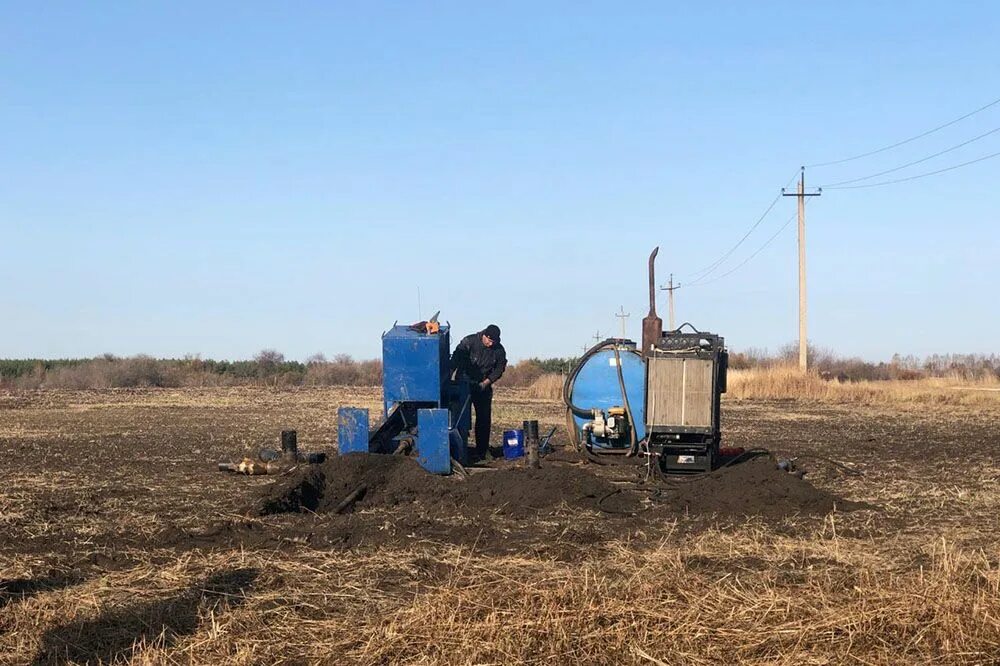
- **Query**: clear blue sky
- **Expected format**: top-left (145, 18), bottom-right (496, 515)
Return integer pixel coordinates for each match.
top-left (2, 2), bottom-right (997, 361)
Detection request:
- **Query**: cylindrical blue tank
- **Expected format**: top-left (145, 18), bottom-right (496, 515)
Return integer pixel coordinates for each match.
top-left (565, 341), bottom-right (646, 451)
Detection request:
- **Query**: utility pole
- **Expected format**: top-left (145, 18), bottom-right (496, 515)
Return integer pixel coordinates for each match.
top-left (660, 274), bottom-right (680, 331)
top-left (615, 306), bottom-right (630, 339)
top-left (782, 167), bottom-right (821, 372)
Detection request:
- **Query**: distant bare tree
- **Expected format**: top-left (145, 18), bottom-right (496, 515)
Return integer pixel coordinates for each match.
top-left (254, 349), bottom-right (285, 378)
top-left (306, 352), bottom-right (327, 365)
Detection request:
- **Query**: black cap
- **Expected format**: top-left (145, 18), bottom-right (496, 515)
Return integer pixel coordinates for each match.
top-left (483, 324), bottom-right (501, 343)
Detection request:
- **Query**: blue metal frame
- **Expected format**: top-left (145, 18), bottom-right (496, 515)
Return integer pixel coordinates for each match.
top-left (415, 408), bottom-right (451, 474)
top-left (382, 324), bottom-right (449, 414)
top-left (337, 319), bottom-right (471, 475)
top-left (337, 407), bottom-right (370, 454)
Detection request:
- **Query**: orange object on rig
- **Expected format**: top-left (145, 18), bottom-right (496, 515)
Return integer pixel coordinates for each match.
top-left (408, 310), bottom-right (441, 335)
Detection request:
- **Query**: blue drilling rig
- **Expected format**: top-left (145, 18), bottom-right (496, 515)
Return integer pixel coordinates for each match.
top-left (337, 319), bottom-right (471, 475)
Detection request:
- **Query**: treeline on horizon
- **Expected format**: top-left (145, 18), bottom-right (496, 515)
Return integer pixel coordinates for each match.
top-left (0, 351), bottom-right (575, 390)
top-left (0, 345), bottom-right (997, 390)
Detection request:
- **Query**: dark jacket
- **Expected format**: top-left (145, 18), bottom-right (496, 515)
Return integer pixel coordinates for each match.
top-left (451, 333), bottom-right (507, 386)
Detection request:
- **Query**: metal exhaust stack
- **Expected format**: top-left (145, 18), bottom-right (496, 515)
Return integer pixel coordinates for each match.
top-left (641, 247), bottom-right (662, 357)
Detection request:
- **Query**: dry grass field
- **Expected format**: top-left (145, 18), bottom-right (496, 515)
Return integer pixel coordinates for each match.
top-left (2, 383), bottom-right (1000, 664)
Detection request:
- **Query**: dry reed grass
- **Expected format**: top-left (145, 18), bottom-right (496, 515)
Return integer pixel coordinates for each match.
top-left (728, 366), bottom-right (1000, 407)
top-left (524, 373), bottom-right (564, 400)
top-left (526, 367), bottom-right (1000, 408)
top-left (6, 525), bottom-right (999, 664)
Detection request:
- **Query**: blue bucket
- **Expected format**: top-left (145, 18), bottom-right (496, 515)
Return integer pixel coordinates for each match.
top-left (502, 429), bottom-right (524, 459)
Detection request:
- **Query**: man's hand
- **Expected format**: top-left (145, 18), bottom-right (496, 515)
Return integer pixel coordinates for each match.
top-left (478, 380), bottom-right (490, 390)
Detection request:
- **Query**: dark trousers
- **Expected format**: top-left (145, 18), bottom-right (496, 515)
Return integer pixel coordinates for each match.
top-left (471, 387), bottom-right (493, 456)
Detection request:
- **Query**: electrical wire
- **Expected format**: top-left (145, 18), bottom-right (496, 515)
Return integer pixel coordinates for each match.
top-left (685, 202), bottom-right (812, 288)
top-left (683, 170), bottom-right (800, 283)
top-left (684, 193), bottom-right (781, 282)
top-left (821, 124), bottom-right (1000, 187)
top-left (807, 94), bottom-right (1000, 168)
top-left (824, 148), bottom-right (1000, 190)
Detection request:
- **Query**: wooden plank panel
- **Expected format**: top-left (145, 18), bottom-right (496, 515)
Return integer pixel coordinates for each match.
top-left (646, 357), bottom-right (684, 425)
top-left (682, 359), bottom-right (713, 427)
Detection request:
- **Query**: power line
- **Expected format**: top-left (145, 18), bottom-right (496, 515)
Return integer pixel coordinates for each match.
top-left (807, 94), bottom-right (1000, 168)
top-left (684, 193), bottom-right (781, 281)
top-left (687, 212), bottom-right (796, 286)
top-left (684, 170), bottom-right (799, 282)
top-left (686, 198), bottom-right (817, 288)
top-left (821, 124), bottom-right (1000, 187)
top-left (824, 148), bottom-right (1000, 190)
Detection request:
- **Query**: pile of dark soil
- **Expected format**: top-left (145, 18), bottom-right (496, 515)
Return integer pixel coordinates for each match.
top-left (259, 452), bottom-right (863, 522)
top-left (259, 453), bottom-right (625, 518)
top-left (653, 456), bottom-right (865, 518)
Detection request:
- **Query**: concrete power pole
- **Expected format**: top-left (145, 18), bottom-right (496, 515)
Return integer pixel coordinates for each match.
top-left (782, 167), bottom-right (821, 372)
top-left (660, 274), bottom-right (680, 331)
top-left (615, 306), bottom-right (630, 339)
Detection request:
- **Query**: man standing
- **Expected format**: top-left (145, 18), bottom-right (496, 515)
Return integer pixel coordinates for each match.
top-left (450, 324), bottom-right (507, 459)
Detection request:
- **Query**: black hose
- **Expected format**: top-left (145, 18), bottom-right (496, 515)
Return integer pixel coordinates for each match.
top-left (596, 487), bottom-right (650, 515)
top-left (612, 345), bottom-right (639, 457)
top-left (565, 405), bottom-right (582, 451)
top-left (563, 338), bottom-right (623, 416)
top-left (563, 338), bottom-right (641, 454)
top-left (564, 337), bottom-right (617, 452)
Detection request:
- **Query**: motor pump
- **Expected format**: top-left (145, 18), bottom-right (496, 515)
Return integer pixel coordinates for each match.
top-left (581, 406), bottom-right (631, 447)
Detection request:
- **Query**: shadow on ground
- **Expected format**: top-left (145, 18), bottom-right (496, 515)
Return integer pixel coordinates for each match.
top-left (32, 568), bottom-right (259, 665)
top-left (0, 575), bottom-right (82, 611)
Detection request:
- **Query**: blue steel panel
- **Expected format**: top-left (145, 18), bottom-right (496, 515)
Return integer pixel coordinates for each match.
top-left (415, 408), bottom-right (451, 474)
top-left (382, 325), bottom-right (450, 415)
top-left (338, 407), bottom-right (370, 454)
top-left (570, 349), bottom-right (647, 444)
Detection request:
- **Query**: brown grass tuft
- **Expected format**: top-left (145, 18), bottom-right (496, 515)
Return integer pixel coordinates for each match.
top-left (727, 366), bottom-right (1000, 407)
top-left (525, 373), bottom-right (564, 400)
top-left (7, 530), bottom-right (998, 664)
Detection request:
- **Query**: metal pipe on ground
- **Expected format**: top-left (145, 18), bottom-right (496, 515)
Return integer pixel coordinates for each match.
top-left (524, 420), bottom-right (540, 469)
top-left (218, 459), bottom-right (288, 475)
top-left (219, 430), bottom-right (326, 475)
top-left (281, 430), bottom-right (298, 461)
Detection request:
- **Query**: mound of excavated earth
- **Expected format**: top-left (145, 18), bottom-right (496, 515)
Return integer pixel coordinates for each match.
top-left (258, 452), bottom-right (863, 520)
top-left (653, 455), bottom-right (865, 518)
top-left (258, 453), bottom-right (623, 518)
